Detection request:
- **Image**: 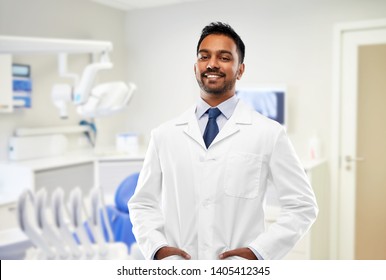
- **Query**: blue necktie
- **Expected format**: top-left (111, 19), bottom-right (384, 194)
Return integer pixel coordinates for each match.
top-left (203, 107), bottom-right (222, 148)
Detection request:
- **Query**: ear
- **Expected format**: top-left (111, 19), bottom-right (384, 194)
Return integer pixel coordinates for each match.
top-left (194, 63), bottom-right (197, 74)
top-left (237, 63), bottom-right (245, 80)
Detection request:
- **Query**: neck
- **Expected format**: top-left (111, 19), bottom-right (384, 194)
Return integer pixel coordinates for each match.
top-left (200, 91), bottom-right (235, 107)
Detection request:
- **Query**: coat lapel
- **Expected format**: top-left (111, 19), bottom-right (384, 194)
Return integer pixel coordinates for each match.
top-left (210, 100), bottom-right (252, 147)
top-left (174, 106), bottom-right (206, 149)
top-left (173, 100), bottom-right (253, 149)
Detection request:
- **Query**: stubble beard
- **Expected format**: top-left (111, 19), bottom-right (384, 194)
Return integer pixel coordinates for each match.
top-left (196, 74), bottom-right (237, 96)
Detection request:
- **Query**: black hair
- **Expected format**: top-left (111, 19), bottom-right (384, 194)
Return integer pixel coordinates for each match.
top-left (196, 22), bottom-right (245, 64)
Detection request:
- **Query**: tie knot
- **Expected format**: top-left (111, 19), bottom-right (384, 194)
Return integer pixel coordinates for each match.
top-left (207, 107), bottom-right (221, 119)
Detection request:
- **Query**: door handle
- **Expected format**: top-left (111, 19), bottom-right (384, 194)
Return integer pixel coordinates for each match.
top-left (345, 155), bottom-right (365, 162)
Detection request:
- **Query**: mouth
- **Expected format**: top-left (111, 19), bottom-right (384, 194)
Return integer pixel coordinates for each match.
top-left (202, 72), bottom-right (225, 80)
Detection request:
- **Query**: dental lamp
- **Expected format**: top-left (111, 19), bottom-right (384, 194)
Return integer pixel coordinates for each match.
top-left (0, 35), bottom-right (135, 118)
top-left (53, 52), bottom-right (135, 118)
top-left (77, 81), bottom-right (136, 118)
top-left (73, 53), bottom-right (112, 105)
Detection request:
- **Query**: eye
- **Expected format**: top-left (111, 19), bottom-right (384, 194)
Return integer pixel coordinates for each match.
top-left (220, 56), bottom-right (231, 61)
top-left (198, 54), bottom-right (209, 61)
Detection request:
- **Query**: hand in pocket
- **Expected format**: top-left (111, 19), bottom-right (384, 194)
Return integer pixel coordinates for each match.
top-left (219, 247), bottom-right (258, 260)
top-left (155, 246), bottom-right (191, 260)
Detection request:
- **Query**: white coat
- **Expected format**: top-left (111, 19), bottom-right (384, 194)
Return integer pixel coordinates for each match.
top-left (128, 100), bottom-right (318, 260)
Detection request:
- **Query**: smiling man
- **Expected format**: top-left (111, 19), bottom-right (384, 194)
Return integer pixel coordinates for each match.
top-left (195, 31), bottom-right (244, 101)
top-left (128, 22), bottom-right (318, 260)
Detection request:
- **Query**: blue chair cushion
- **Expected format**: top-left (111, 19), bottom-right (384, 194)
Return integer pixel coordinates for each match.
top-left (105, 205), bottom-right (136, 251)
top-left (114, 172), bottom-right (140, 213)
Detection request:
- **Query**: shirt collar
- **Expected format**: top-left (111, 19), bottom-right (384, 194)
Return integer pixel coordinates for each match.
top-left (195, 95), bottom-right (239, 120)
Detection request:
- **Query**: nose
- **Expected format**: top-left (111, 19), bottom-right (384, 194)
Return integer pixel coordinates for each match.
top-left (207, 57), bottom-right (219, 70)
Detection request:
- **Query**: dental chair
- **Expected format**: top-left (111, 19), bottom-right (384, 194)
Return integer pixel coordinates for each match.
top-left (16, 173), bottom-right (142, 260)
top-left (105, 172), bottom-right (140, 256)
top-left (18, 186), bottom-right (129, 260)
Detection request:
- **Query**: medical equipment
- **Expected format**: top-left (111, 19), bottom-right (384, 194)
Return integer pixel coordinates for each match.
top-left (17, 190), bottom-right (56, 259)
top-left (89, 187), bottom-right (113, 257)
top-left (52, 188), bottom-right (83, 259)
top-left (79, 120), bottom-right (97, 146)
top-left (236, 85), bottom-right (287, 127)
top-left (8, 134), bottom-right (68, 161)
top-left (77, 81), bottom-right (136, 118)
top-left (116, 132), bottom-right (139, 154)
top-left (68, 188), bottom-right (94, 258)
top-left (35, 189), bottom-right (70, 259)
top-left (17, 186), bottom-right (134, 260)
top-left (51, 84), bottom-right (72, 118)
top-left (73, 53), bottom-right (112, 105)
top-left (0, 35), bottom-right (136, 118)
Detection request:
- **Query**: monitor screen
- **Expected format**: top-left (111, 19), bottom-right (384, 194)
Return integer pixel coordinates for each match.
top-left (236, 87), bottom-right (286, 126)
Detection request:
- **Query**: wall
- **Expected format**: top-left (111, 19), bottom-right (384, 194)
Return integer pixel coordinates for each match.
top-left (124, 0), bottom-right (386, 159)
top-left (0, 0), bottom-right (129, 161)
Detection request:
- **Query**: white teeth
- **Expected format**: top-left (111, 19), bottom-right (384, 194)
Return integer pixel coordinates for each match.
top-left (207, 75), bottom-right (221, 78)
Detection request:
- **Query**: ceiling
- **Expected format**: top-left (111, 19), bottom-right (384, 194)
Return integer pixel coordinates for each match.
top-left (91, 0), bottom-right (210, 11)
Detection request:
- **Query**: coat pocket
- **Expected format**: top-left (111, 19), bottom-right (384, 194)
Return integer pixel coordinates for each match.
top-left (224, 152), bottom-right (262, 199)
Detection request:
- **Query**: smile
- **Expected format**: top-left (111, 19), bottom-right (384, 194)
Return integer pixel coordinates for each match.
top-left (203, 73), bottom-right (225, 79)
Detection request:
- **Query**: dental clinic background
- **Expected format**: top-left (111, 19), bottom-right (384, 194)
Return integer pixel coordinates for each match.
top-left (1, 0), bottom-right (386, 269)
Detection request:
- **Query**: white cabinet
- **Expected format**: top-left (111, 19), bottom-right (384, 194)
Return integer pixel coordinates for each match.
top-left (34, 162), bottom-right (94, 201)
top-left (0, 54), bottom-right (13, 113)
top-left (0, 203), bottom-right (18, 231)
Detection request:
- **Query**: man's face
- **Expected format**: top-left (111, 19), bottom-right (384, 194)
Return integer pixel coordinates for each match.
top-left (195, 34), bottom-right (244, 96)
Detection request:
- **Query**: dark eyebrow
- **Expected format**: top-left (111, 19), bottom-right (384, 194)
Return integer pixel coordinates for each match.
top-left (219, 50), bottom-right (233, 56)
top-left (198, 49), bottom-right (233, 56)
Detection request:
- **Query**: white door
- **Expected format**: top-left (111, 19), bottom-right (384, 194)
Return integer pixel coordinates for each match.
top-left (338, 24), bottom-right (386, 259)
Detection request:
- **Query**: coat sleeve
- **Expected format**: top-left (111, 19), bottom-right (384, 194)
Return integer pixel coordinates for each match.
top-left (249, 127), bottom-right (319, 259)
top-left (127, 129), bottom-right (168, 260)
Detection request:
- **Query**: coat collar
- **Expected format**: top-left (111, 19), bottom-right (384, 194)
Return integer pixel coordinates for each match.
top-left (174, 100), bottom-right (253, 149)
